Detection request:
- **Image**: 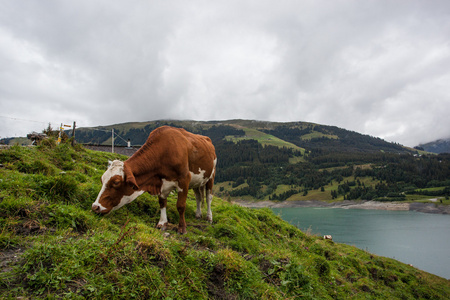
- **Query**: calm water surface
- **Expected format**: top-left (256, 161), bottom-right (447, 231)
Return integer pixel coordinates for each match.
top-left (271, 207), bottom-right (450, 279)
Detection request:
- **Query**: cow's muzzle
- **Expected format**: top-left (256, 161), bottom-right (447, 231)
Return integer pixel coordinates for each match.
top-left (92, 204), bottom-right (106, 214)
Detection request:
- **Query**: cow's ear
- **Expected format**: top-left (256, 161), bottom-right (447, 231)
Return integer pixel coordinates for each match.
top-left (123, 163), bottom-right (139, 190)
top-left (108, 160), bottom-right (113, 168)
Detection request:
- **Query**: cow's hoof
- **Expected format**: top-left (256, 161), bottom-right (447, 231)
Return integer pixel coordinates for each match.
top-left (177, 227), bottom-right (187, 234)
top-left (157, 222), bottom-right (168, 231)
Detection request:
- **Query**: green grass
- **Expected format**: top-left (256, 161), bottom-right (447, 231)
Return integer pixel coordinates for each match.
top-left (1, 143), bottom-right (449, 299)
top-left (288, 188), bottom-right (334, 201)
top-left (300, 132), bottom-right (338, 140)
top-left (226, 128), bottom-right (305, 153)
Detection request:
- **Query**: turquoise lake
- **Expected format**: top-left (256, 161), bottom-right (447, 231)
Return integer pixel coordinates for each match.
top-left (271, 207), bottom-right (450, 279)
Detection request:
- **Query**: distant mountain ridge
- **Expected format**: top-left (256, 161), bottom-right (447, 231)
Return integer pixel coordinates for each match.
top-left (418, 138), bottom-right (450, 154)
top-left (73, 119), bottom-right (411, 154)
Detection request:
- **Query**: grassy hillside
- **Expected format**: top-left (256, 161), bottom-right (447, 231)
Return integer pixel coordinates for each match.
top-left (70, 119), bottom-right (408, 152)
top-left (1, 143), bottom-right (449, 299)
top-left (225, 127), bottom-right (305, 152)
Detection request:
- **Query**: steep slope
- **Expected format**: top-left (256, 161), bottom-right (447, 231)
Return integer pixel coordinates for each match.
top-left (1, 143), bottom-right (449, 299)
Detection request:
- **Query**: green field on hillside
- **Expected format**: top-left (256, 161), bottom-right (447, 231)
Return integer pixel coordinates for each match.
top-left (225, 128), bottom-right (305, 152)
top-left (1, 143), bottom-right (449, 299)
top-left (300, 132), bottom-right (339, 140)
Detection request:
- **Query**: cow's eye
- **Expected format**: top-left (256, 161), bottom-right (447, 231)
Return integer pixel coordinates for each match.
top-left (111, 179), bottom-right (121, 188)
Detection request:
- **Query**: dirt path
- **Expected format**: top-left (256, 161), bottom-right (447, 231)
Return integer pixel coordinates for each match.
top-left (0, 248), bottom-right (24, 274)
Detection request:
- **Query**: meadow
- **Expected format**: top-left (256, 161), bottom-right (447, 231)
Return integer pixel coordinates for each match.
top-left (1, 142), bottom-right (449, 299)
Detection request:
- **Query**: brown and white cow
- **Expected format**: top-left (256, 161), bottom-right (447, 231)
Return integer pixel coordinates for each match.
top-left (91, 126), bottom-right (217, 234)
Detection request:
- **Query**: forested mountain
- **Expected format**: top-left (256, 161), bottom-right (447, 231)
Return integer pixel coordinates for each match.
top-left (70, 120), bottom-right (450, 202)
top-left (73, 119), bottom-right (407, 151)
top-left (417, 138), bottom-right (450, 154)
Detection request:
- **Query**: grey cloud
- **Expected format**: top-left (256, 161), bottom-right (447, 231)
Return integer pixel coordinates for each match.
top-left (1, 0), bottom-right (449, 147)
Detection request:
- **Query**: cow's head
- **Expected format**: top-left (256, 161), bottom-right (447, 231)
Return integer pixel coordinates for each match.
top-left (91, 160), bottom-right (143, 214)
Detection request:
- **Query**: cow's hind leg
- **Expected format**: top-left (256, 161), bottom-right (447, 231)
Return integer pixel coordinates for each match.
top-left (194, 187), bottom-right (204, 219)
top-left (156, 196), bottom-right (168, 230)
top-left (205, 180), bottom-right (214, 223)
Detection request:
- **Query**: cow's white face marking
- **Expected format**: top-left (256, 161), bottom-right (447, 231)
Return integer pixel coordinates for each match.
top-left (93, 201), bottom-right (108, 212)
top-left (111, 190), bottom-right (144, 212)
top-left (92, 160), bottom-right (143, 214)
top-left (92, 160), bottom-right (125, 212)
top-left (101, 160), bottom-right (124, 185)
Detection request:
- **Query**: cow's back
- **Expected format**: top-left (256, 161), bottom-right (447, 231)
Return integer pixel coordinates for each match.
top-left (179, 128), bottom-right (216, 159)
top-left (133, 126), bottom-right (216, 175)
top-left (170, 128), bottom-right (217, 175)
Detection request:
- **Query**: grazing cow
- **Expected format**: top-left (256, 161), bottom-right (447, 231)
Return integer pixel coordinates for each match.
top-left (91, 126), bottom-right (217, 234)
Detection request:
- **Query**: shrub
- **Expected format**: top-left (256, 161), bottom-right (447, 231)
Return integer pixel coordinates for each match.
top-left (38, 138), bottom-right (56, 149)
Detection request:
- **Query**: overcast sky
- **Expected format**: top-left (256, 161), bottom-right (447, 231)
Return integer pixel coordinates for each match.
top-left (1, 0), bottom-right (449, 147)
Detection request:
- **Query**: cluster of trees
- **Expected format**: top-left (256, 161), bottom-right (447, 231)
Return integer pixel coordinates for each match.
top-left (222, 151), bottom-right (450, 200)
top-left (331, 181), bottom-right (405, 201)
top-left (215, 139), bottom-right (301, 170)
top-left (263, 125), bottom-right (407, 153)
top-left (269, 189), bottom-right (301, 201)
top-left (327, 154), bottom-right (450, 201)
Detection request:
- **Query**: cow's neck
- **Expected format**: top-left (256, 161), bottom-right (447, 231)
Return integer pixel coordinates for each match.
top-left (127, 141), bottom-right (157, 167)
top-left (124, 144), bottom-right (162, 194)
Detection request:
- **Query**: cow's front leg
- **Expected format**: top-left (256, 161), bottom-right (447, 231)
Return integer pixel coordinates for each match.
top-left (176, 188), bottom-right (189, 234)
top-left (156, 196), bottom-right (168, 230)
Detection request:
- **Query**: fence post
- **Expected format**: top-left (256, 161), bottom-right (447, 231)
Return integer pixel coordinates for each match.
top-left (112, 128), bottom-right (114, 153)
top-left (71, 121), bottom-right (76, 146)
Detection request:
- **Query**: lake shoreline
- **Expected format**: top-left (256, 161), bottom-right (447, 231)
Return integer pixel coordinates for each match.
top-left (233, 199), bottom-right (450, 215)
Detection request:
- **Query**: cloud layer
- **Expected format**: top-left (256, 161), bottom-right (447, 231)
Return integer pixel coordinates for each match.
top-left (1, 0), bottom-right (449, 146)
